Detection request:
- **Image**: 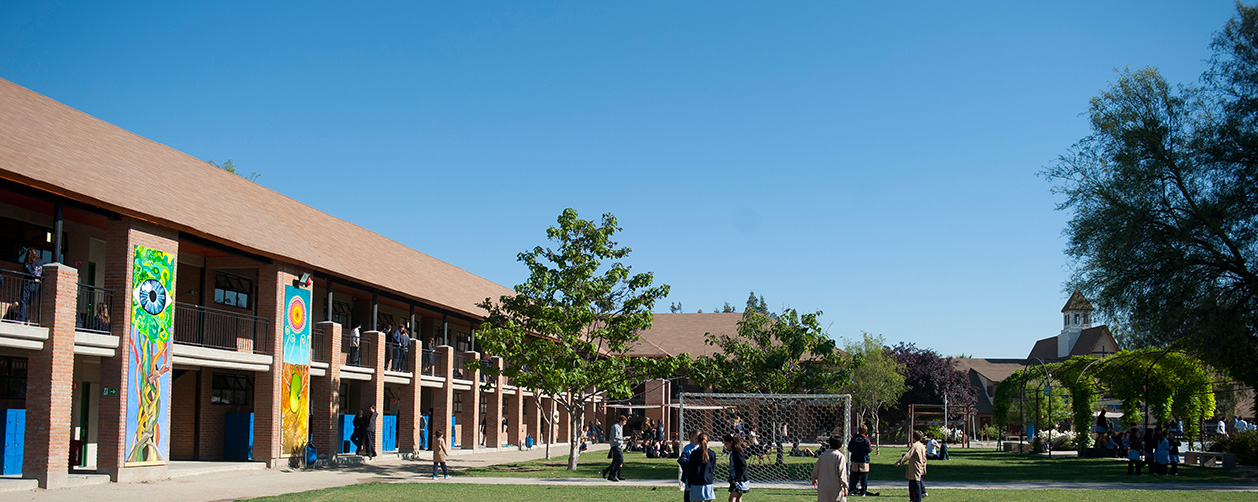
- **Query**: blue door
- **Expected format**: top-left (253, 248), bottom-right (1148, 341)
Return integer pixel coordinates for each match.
top-left (382, 414), bottom-right (397, 452)
top-left (1, 409), bottom-right (24, 475)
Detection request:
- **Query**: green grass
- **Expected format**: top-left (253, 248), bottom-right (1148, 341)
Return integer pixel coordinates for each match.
top-left (241, 483), bottom-right (1258, 502)
top-left (459, 447), bottom-right (1251, 484)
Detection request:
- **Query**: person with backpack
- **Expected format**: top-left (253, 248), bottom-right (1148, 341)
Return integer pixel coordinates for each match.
top-left (679, 430), bottom-right (702, 502)
top-left (685, 432), bottom-right (718, 502)
top-left (847, 424), bottom-right (873, 496)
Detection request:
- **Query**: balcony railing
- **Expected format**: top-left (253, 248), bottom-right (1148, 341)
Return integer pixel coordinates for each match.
top-left (420, 348), bottom-right (436, 376)
top-left (0, 269), bottom-right (42, 326)
top-left (385, 338), bottom-right (411, 372)
top-left (343, 332), bottom-right (370, 368)
top-left (75, 284), bottom-right (114, 333)
top-left (452, 353), bottom-right (469, 380)
top-left (312, 326), bottom-right (328, 363)
top-left (173, 303), bottom-right (270, 354)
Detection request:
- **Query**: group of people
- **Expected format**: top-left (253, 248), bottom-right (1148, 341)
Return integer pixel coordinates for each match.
top-left (1119, 425), bottom-right (1182, 476)
top-left (349, 406), bottom-right (378, 459)
top-left (676, 430), bottom-right (750, 502)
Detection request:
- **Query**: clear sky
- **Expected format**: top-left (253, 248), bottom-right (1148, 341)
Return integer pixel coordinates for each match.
top-left (0, 1), bottom-right (1240, 358)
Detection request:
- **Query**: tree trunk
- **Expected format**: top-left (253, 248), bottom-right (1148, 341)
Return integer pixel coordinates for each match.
top-left (567, 403), bottom-right (584, 471)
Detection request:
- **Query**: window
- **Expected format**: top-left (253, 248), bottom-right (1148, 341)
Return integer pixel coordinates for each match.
top-left (211, 373), bottom-right (252, 406)
top-left (455, 331), bottom-right (471, 352)
top-left (376, 312), bottom-right (396, 332)
top-left (1064, 314), bottom-right (1069, 327)
top-left (0, 356), bottom-right (27, 400)
top-left (323, 300), bottom-right (351, 325)
top-left (1073, 313), bottom-right (1080, 325)
top-left (214, 272), bottom-right (252, 309)
top-left (453, 392), bottom-right (463, 414)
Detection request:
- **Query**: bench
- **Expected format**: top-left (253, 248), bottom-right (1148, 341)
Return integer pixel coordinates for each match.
top-left (1183, 451), bottom-right (1236, 469)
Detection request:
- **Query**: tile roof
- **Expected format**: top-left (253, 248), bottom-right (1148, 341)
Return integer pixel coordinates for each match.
top-left (952, 358), bottom-right (1025, 384)
top-left (0, 78), bottom-right (513, 318)
top-left (627, 313), bottom-right (742, 357)
top-left (1061, 290), bottom-right (1094, 312)
top-left (1027, 336), bottom-right (1058, 361)
top-left (1070, 326), bottom-right (1114, 356)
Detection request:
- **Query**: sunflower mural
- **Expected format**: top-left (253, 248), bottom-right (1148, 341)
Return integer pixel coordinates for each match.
top-left (125, 245), bottom-right (174, 465)
top-left (281, 285), bottom-right (311, 457)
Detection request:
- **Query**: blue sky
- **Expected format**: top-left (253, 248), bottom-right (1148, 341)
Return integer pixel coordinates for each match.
top-left (1, 1), bottom-right (1239, 357)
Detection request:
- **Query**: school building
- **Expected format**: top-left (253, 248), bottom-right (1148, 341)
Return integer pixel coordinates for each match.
top-left (0, 78), bottom-right (608, 488)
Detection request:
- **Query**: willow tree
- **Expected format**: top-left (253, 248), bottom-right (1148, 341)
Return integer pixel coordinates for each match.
top-left (476, 208), bottom-right (682, 470)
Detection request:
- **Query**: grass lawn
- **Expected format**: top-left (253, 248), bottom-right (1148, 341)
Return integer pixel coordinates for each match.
top-left (458, 447), bottom-right (1250, 484)
top-left (241, 483), bottom-right (1258, 502)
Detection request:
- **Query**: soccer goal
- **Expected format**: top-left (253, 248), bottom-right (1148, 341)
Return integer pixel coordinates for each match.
top-left (678, 393), bottom-right (852, 482)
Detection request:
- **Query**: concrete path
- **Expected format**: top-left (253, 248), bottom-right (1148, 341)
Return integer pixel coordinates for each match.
top-left (3, 443), bottom-right (1256, 502)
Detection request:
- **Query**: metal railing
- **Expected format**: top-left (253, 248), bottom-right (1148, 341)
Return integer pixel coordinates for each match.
top-left (173, 303), bottom-right (271, 354)
top-left (384, 338), bottom-right (411, 372)
top-left (75, 284), bottom-right (114, 333)
top-left (452, 353), bottom-right (470, 380)
top-left (0, 269), bottom-right (42, 326)
top-left (420, 348), bottom-right (437, 376)
top-left (312, 326), bottom-right (328, 363)
top-left (343, 332), bottom-right (370, 367)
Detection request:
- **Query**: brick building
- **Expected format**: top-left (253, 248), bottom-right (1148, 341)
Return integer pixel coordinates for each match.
top-left (0, 78), bottom-right (605, 488)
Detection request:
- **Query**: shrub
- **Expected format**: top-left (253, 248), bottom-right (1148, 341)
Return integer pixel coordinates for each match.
top-left (1211, 430), bottom-right (1258, 466)
top-left (979, 424), bottom-right (1001, 441)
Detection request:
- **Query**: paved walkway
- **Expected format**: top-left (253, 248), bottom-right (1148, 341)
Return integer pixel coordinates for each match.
top-left (3, 444), bottom-right (1256, 502)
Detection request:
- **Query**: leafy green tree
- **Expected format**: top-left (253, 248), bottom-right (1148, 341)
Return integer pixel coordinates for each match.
top-left (838, 333), bottom-right (906, 439)
top-left (690, 308), bottom-right (855, 394)
top-left (476, 208), bottom-right (682, 469)
top-left (1042, 4), bottom-right (1258, 410)
top-left (206, 158), bottom-right (261, 182)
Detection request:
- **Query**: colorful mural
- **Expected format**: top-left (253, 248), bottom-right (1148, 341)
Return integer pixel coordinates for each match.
top-left (125, 245), bottom-right (174, 465)
top-left (281, 285), bottom-right (311, 457)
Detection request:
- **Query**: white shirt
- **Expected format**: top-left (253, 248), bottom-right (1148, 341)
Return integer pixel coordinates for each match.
top-left (351, 327), bottom-right (361, 347)
top-left (926, 439), bottom-right (939, 456)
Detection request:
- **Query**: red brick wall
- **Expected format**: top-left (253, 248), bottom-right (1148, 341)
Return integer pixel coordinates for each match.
top-left (170, 371), bottom-right (196, 460)
top-left (24, 264), bottom-right (77, 488)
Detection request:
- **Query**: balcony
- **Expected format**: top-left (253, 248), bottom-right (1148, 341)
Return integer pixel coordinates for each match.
top-left (75, 284), bottom-right (114, 333)
top-left (312, 326), bottom-right (328, 363)
top-left (173, 303), bottom-right (271, 355)
top-left (0, 269), bottom-right (42, 326)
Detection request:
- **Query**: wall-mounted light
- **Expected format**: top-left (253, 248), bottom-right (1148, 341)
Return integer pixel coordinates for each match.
top-left (295, 273), bottom-right (313, 288)
top-left (45, 231), bottom-right (52, 243)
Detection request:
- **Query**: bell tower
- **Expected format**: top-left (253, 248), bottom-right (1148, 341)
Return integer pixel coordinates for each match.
top-left (1058, 290), bottom-right (1094, 357)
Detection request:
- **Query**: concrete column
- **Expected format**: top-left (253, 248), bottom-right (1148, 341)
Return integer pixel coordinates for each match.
top-left (398, 337), bottom-right (423, 452)
top-left (23, 264), bottom-right (78, 488)
top-left (432, 346), bottom-right (454, 451)
top-left (366, 330), bottom-right (386, 456)
top-left (99, 218), bottom-right (178, 483)
top-left (484, 357), bottom-right (504, 449)
top-left (253, 264), bottom-right (297, 468)
top-left (311, 321), bottom-right (342, 460)
top-left (460, 351), bottom-right (481, 450)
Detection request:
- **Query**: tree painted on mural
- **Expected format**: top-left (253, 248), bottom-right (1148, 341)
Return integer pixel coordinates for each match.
top-left (127, 246), bottom-right (174, 464)
top-left (476, 208), bottom-right (684, 469)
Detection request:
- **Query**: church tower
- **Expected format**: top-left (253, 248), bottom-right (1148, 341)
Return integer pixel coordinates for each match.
top-left (1058, 290), bottom-right (1094, 357)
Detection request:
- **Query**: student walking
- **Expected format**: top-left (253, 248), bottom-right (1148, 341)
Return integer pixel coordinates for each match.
top-left (685, 432), bottom-right (718, 502)
top-left (432, 430), bottom-right (450, 479)
top-left (811, 436), bottom-right (849, 502)
top-left (893, 430), bottom-right (928, 502)
top-left (724, 434), bottom-right (750, 502)
top-left (847, 424), bottom-right (873, 496)
top-left (602, 415), bottom-right (627, 481)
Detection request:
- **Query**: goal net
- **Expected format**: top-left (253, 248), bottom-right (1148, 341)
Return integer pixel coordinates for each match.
top-left (678, 393), bottom-right (852, 482)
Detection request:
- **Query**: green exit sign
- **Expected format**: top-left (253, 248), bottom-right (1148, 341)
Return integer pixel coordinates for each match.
top-left (102, 387), bottom-right (118, 397)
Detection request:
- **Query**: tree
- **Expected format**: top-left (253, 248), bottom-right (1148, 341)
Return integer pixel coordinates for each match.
top-left (670, 301), bottom-right (684, 313)
top-left (690, 308), bottom-right (856, 394)
top-left (207, 158), bottom-right (261, 182)
top-left (717, 302), bottom-right (737, 313)
top-left (1042, 5), bottom-right (1258, 410)
top-left (838, 333), bottom-right (906, 441)
top-left (886, 343), bottom-right (976, 436)
top-left (475, 208), bottom-right (681, 470)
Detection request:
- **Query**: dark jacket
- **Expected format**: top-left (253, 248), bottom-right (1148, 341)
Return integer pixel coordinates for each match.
top-left (848, 434), bottom-right (872, 463)
top-left (729, 449), bottom-right (748, 482)
top-left (365, 411), bottom-right (378, 432)
top-left (686, 447), bottom-right (717, 486)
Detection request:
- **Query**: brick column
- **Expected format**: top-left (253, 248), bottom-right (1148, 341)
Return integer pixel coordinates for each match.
top-left (398, 337), bottom-right (422, 453)
top-left (525, 393), bottom-right (540, 446)
top-left (366, 330), bottom-right (386, 456)
top-left (506, 386), bottom-right (523, 447)
top-left (253, 264), bottom-right (297, 468)
top-left (484, 357), bottom-right (504, 449)
top-left (584, 401), bottom-right (597, 443)
top-left (432, 346), bottom-right (454, 452)
top-left (23, 264), bottom-right (77, 488)
top-left (645, 378), bottom-right (669, 440)
top-left (311, 321), bottom-right (342, 460)
top-left (459, 351), bottom-right (481, 450)
top-left (557, 401), bottom-right (571, 447)
top-left (99, 219), bottom-right (177, 483)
